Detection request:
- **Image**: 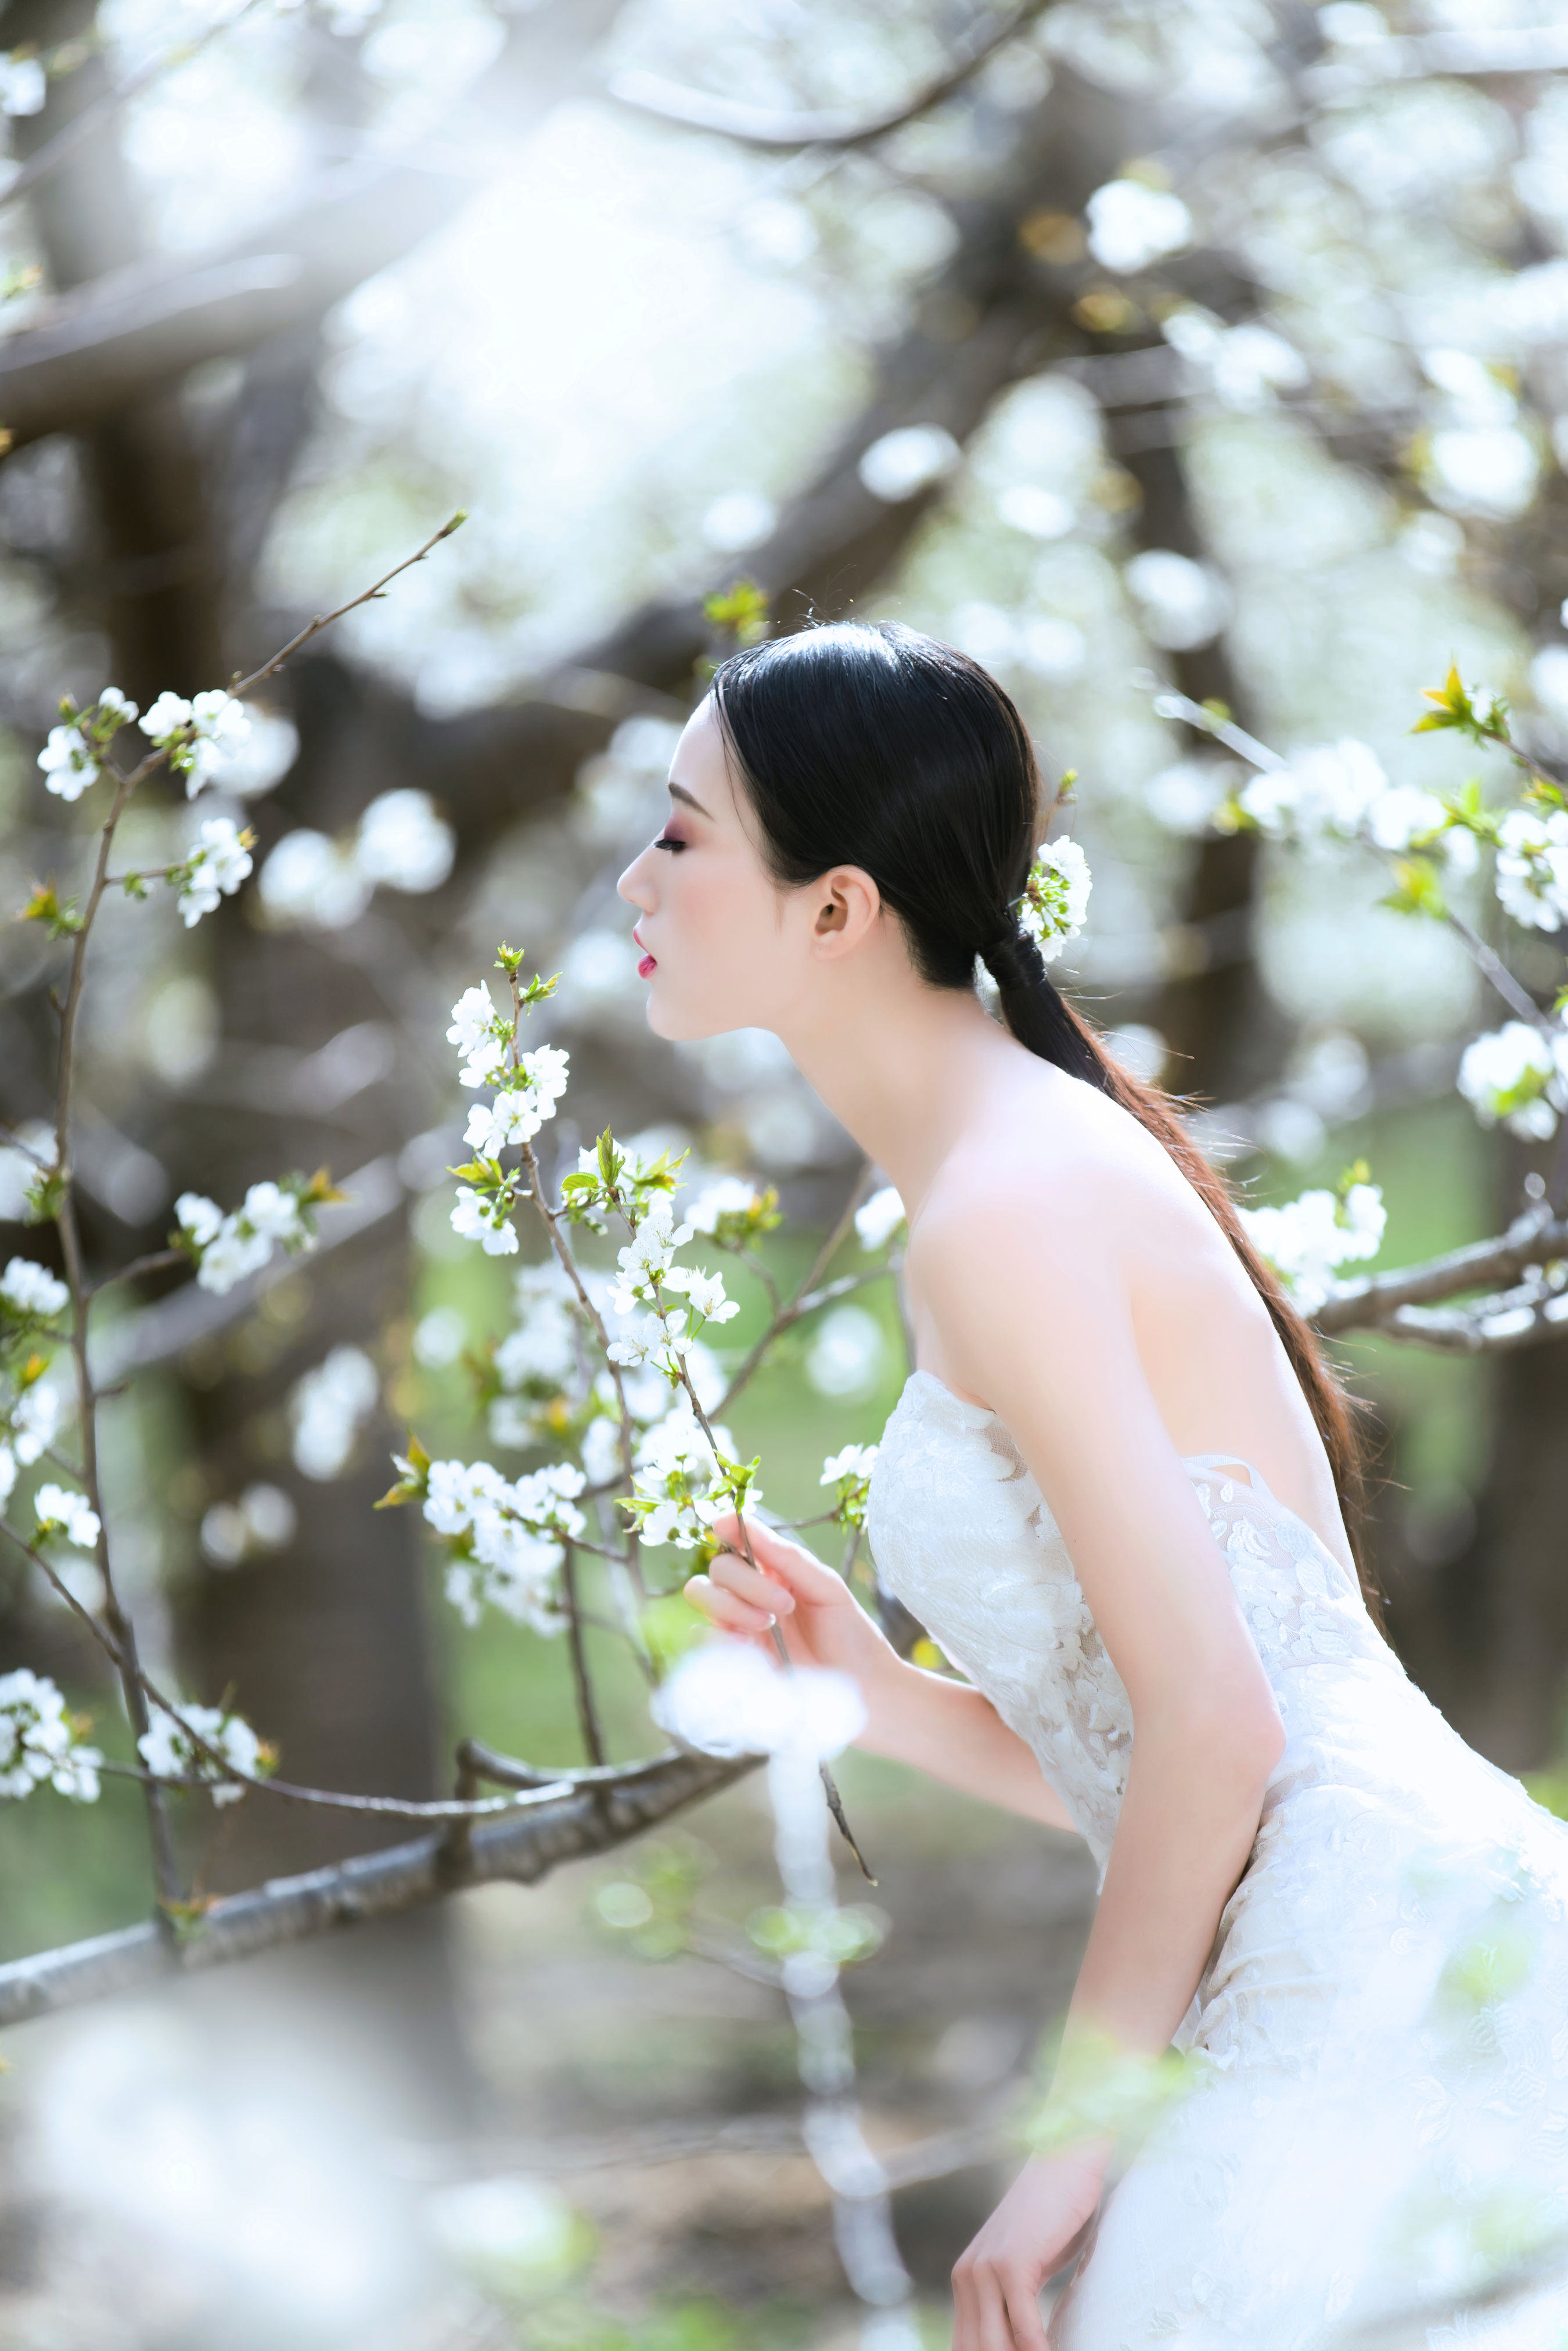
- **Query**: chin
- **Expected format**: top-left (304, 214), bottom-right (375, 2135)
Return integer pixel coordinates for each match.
top-left (645, 985), bottom-right (751, 1044)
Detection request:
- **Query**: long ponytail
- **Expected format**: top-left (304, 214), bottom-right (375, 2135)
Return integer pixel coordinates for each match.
top-left (711, 619), bottom-right (1380, 1613)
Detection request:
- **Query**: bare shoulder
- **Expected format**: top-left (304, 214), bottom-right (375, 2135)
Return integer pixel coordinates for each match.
top-left (908, 1065), bottom-right (1174, 1298)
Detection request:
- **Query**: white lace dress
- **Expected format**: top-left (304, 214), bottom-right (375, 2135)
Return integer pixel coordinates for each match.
top-left (866, 1370), bottom-right (1568, 2350)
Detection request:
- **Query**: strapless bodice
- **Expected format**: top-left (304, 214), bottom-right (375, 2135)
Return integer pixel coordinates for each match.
top-left (866, 1369), bottom-right (1483, 1878)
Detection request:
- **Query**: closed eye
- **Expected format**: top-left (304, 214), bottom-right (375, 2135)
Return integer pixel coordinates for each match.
top-left (654, 834), bottom-right (687, 853)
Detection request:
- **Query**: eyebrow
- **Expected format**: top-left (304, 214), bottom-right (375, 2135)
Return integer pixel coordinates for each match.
top-left (668, 780), bottom-right (711, 817)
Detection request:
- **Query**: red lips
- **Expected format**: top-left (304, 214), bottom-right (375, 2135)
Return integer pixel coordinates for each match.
top-left (638, 954), bottom-right (656, 979)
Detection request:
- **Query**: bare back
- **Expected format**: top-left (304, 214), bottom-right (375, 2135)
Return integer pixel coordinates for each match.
top-left (901, 1053), bottom-right (1357, 1582)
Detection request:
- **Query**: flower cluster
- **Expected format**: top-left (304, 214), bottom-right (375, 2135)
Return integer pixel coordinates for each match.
top-left (141, 689), bottom-right (251, 799)
top-left (0, 1259), bottom-right (70, 1511)
top-left (685, 1175), bottom-right (781, 1250)
top-left (604, 1194), bottom-right (740, 1384)
top-left (1493, 802), bottom-right (1568, 934)
top-left (445, 961), bottom-right (563, 1257)
top-left (34, 1481), bottom-right (100, 1551)
top-left (0, 1668), bottom-right (103, 1804)
top-left (560, 1129), bottom-right (686, 1239)
top-left (37, 687), bottom-right (139, 802)
top-left (625, 1405), bottom-right (753, 1555)
top-left (138, 1700), bottom-right (272, 1806)
top-left (0, 1255), bottom-right (68, 1322)
top-left (1238, 1169), bottom-right (1386, 1315)
top-left (174, 1172), bottom-right (337, 1297)
top-left (1018, 838), bottom-right (1092, 965)
top-left (1215, 677), bottom-right (1568, 947)
top-left (384, 1444), bottom-right (585, 1631)
top-left (819, 1443), bottom-right (879, 1531)
top-left (1456, 1020), bottom-right (1568, 1141)
top-left (174, 816), bottom-right (254, 928)
top-left (484, 1257), bottom-right (725, 1477)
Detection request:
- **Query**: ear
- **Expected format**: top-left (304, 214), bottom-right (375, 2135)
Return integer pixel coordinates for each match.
top-left (810, 866), bottom-right (882, 959)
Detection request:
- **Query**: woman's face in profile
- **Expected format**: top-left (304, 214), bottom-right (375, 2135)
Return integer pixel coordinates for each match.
top-left (617, 697), bottom-right (811, 1042)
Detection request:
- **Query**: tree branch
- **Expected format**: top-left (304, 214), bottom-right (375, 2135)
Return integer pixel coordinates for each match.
top-left (605, 0), bottom-right (1056, 153)
top-left (0, 1746), bottom-right (754, 2030)
top-left (1315, 1207), bottom-right (1568, 1347)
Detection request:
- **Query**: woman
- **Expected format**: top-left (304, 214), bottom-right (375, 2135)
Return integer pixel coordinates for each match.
top-left (617, 620), bottom-right (1568, 2350)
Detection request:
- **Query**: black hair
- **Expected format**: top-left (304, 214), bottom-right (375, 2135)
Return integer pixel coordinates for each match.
top-left (710, 619), bottom-right (1379, 1612)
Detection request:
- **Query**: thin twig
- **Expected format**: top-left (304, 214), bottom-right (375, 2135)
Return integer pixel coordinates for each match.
top-left (561, 1541), bottom-right (608, 1768)
top-left (227, 512), bottom-right (466, 700)
top-left (606, 0), bottom-right (1055, 153)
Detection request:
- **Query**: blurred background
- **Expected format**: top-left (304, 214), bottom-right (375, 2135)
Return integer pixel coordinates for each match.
top-left (2, 0), bottom-right (1568, 2341)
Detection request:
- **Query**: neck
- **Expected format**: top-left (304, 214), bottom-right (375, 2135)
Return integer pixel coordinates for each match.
top-left (776, 972), bottom-right (1018, 1224)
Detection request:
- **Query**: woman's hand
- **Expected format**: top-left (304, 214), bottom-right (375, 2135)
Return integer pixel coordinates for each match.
top-left (686, 1512), bottom-right (901, 1699)
top-left (951, 2144), bottom-right (1109, 2350)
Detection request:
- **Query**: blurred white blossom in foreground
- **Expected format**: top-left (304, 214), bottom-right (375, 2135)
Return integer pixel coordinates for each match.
top-left (652, 1641), bottom-right (866, 1761)
top-left (290, 1346), bottom-right (380, 1480)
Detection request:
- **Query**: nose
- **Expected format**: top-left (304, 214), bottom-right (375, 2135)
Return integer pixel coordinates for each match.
top-left (617, 844), bottom-right (654, 911)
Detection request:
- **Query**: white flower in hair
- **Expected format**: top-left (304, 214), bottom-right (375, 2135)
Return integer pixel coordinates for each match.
top-left (1017, 838), bottom-right (1092, 964)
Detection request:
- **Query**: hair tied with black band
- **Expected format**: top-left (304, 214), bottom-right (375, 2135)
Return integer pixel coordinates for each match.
top-left (979, 925), bottom-right (1048, 996)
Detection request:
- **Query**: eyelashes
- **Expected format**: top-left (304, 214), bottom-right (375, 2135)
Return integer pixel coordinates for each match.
top-left (654, 834), bottom-right (687, 854)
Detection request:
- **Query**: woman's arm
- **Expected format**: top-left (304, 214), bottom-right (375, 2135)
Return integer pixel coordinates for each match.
top-left (916, 1163), bottom-right (1286, 2351)
top-left (688, 1516), bottom-right (1081, 1835)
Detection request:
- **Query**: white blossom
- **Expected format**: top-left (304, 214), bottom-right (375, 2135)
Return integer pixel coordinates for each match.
top-left (178, 817), bottom-right (253, 928)
top-left (353, 788), bottom-right (455, 893)
top-left (142, 688), bottom-right (250, 798)
top-left (34, 1483), bottom-right (100, 1549)
top-left (175, 1191), bottom-right (224, 1249)
top-left (686, 1176), bottom-right (764, 1234)
top-left (854, 1186), bottom-right (906, 1251)
top-left (1238, 741), bottom-right (1389, 842)
top-left (138, 1700), bottom-right (264, 1804)
top-left (857, 425), bottom-right (961, 502)
top-left (0, 1669), bottom-right (103, 1804)
top-left (450, 1186), bottom-right (519, 1255)
top-left (1238, 1183), bottom-right (1387, 1314)
top-left (1019, 838), bottom-right (1092, 964)
top-left (652, 1641), bottom-right (866, 1760)
top-left (463, 1045), bottom-right (571, 1154)
top-left (96, 686), bottom-right (138, 724)
top-left (0, 1445), bottom-right (15, 1507)
top-left (1366, 785), bottom-right (1447, 853)
top-left (1456, 1021), bottom-right (1566, 1140)
top-left (610, 1196), bottom-right (694, 1314)
top-left (425, 1457), bottom-right (510, 1538)
top-left (11, 1379), bottom-right (60, 1465)
top-left (821, 1444), bottom-right (879, 1486)
top-left (1494, 806), bottom-right (1568, 934)
top-left (258, 830), bottom-right (372, 929)
top-left (140, 691), bottom-right (193, 745)
top-left (1085, 180), bottom-right (1192, 274)
top-left (37, 723), bottom-right (99, 801)
top-left (0, 52), bottom-right (47, 116)
top-left (290, 1345), bottom-right (379, 1480)
top-left (663, 1265), bottom-right (739, 1325)
top-left (241, 1180), bottom-right (306, 1244)
top-left (447, 983), bottom-right (505, 1083)
top-left (0, 1257), bottom-right (69, 1318)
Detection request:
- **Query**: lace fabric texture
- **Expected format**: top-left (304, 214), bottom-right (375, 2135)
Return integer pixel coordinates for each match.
top-left (867, 1370), bottom-right (1568, 2350)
